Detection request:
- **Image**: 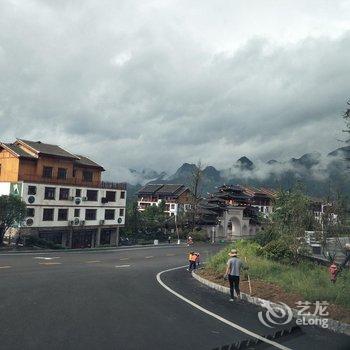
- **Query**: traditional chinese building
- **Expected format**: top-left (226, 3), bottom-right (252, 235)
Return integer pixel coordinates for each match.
top-left (137, 183), bottom-right (191, 217)
top-left (0, 139), bottom-right (127, 248)
top-left (197, 184), bottom-right (276, 241)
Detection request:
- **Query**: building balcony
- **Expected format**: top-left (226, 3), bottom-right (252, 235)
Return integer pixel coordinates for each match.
top-left (18, 174), bottom-right (127, 190)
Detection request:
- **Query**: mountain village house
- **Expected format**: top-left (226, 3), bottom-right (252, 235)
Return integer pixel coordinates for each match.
top-left (0, 139), bottom-right (126, 248)
top-left (137, 184), bottom-right (191, 217)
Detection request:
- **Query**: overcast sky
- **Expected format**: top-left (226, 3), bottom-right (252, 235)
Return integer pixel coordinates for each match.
top-left (0, 0), bottom-right (349, 180)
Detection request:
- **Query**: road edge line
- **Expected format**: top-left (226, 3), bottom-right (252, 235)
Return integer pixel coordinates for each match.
top-left (156, 265), bottom-right (292, 350)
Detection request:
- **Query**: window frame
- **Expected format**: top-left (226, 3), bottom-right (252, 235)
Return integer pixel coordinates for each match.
top-left (86, 190), bottom-right (98, 201)
top-left (57, 208), bottom-right (68, 221)
top-left (44, 187), bottom-right (56, 200)
top-left (57, 168), bottom-right (67, 180)
top-left (43, 208), bottom-right (54, 221)
top-left (85, 209), bottom-right (97, 221)
top-left (28, 186), bottom-right (37, 195)
top-left (59, 188), bottom-right (70, 200)
top-left (104, 209), bottom-right (115, 220)
top-left (82, 170), bottom-right (93, 182)
top-left (26, 208), bottom-right (35, 217)
top-left (42, 166), bottom-right (53, 178)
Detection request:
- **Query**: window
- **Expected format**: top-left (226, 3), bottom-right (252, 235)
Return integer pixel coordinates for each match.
top-left (73, 168), bottom-right (76, 177)
top-left (59, 188), bottom-right (70, 200)
top-left (119, 208), bottom-right (124, 217)
top-left (75, 188), bottom-right (81, 197)
top-left (42, 166), bottom-right (53, 178)
top-left (44, 187), bottom-right (56, 200)
top-left (57, 168), bottom-right (67, 180)
top-left (74, 208), bottom-right (80, 217)
top-left (57, 209), bottom-right (68, 221)
top-left (105, 209), bottom-right (115, 220)
top-left (85, 209), bottom-right (97, 221)
top-left (28, 186), bottom-right (37, 195)
top-left (86, 190), bottom-right (98, 201)
top-left (170, 204), bottom-right (175, 209)
top-left (105, 191), bottom-right (116, 202)
top-left (43, 208), bottom-right (54, 221)
top-left (27, 208), bottom-right (35, 217)
top-left (83, 170), bottom-right (93, 182)
top-left (120, 191), bottom-right (125, 199)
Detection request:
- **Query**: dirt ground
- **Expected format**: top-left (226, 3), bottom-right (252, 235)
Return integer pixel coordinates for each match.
top-left (197, 268), bottom-right (350, 324)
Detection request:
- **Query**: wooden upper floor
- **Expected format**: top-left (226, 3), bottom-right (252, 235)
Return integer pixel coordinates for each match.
top-left (0, 139), bottom-right (109, 188)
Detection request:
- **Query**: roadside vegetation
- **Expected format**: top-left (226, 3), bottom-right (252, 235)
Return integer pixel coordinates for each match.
top-left (206, 240), bottom-right (350, 309)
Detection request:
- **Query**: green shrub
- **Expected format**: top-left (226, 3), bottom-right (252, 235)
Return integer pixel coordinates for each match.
top-left (254, 228), bottom-right (280, 247)
top-left (190, 230), bottom-right (209, 242)
top-left (24, 236), bottom-right (63, 249)
top-left (263, 239), bottom-right (293, 263)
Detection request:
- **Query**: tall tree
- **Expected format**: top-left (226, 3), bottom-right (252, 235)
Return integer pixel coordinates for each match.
top-left (189, 161), bottom-right (203, 233)
top-left (0, 195), bottom-right (26, 246)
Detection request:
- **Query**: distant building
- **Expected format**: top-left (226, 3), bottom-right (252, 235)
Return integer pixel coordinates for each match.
top-left (0, 139), bottom-right (126, 248)
top-left (197, 184), bottom-right (276, 241)
top-left (137, 184), bottom-right (191, 217)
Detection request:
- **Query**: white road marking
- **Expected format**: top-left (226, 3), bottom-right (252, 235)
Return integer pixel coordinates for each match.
top-left (0, 244), bottom-right (186, 257)
top-left (85, 260), bottom-right (101, 263)
top-left (156, 266), bottom-right (292, 350)
top-left (145, 256), bottom-right (154, 259)
top-left (38, 262), bottom-right (62, 266)
top-left (0, 266), bottom-right (12, 269)
top-left (34, 257), bottom-right (60, 260)
top-left (115, 265), bottom-right (130, 268)
top-left (119, 257), bottom-right (129, 261)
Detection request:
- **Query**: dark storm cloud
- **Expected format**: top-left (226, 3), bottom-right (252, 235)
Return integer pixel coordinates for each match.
top-left (0, 0), bottom-right (349, 181)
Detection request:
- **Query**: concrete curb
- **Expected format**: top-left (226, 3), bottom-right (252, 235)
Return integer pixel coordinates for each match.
top-left (192, 270), bottom-right (350, 336)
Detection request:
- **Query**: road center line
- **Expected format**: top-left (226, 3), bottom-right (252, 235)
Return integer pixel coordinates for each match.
top-left (85, 260), bottom-right (101, 263)
top-left (115, 265), bottom-right (130, 268)
top-left (156, 266), bottom-right (291, 350)
top-left (0, 266), bottom-right (12, 269)
top-left (38, 262), bottom-right (62, 266)
top-left (119, 258), bottom-right (129, 261)
top-left (145, 256), bottom-right (154, 259)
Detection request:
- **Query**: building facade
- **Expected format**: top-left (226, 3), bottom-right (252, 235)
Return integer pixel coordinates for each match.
top-left (0, 139), bottom-right (126, 248)
top-left (198, 185), bottom-right (276, 241)
top-left (137, 184), bottom-right (191, 217)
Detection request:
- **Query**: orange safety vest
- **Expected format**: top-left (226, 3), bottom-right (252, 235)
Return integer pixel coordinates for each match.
top-left (189, 254), bottom-right (197, 262)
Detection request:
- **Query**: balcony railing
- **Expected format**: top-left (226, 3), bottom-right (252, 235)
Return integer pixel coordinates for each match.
top-left (19, 174), bottom-right (127, 190)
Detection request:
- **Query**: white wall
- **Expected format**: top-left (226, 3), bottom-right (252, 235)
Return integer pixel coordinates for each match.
top-left (17, 182), bottom-right (126, 228)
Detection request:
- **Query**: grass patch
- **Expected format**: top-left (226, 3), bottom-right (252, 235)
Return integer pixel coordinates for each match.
top-left (206, 240), bottom-right (350, 309)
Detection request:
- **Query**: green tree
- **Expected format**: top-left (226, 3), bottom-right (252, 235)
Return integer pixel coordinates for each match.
top-left (189, 161), bottom-right (203, 233)
top-left (261, 185), bottom-right (315, 263)
top-left (0, 195), bottom-right (26, 246)
top-left (141, 200), bottom-right (168, 238)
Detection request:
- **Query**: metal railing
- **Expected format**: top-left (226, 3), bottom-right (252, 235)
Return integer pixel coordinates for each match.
top-left (18, 174), bottom-right (127, 190)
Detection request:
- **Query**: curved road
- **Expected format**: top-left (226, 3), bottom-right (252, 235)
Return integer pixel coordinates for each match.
top-left (0, 244), bottom-right (348, 350)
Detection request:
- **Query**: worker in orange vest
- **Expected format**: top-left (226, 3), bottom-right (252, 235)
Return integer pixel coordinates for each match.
top-left (329, 262), bottom-right (338, 283)
top-left (187, 252), bottom-right (197, 271)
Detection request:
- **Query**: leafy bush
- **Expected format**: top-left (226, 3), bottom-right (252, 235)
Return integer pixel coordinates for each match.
top-left (263, 239), bottom-right (293, 262)
top-left (190, 230), bottom-right (209, 242)
top-left (254, 227), bottom-right (280, 247)
top-left (24, 236), bottom-right (63, 249)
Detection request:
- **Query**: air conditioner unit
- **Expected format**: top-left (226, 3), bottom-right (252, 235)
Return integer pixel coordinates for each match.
top-left (27, 196), bottom-right (35, 204)
top-left (73, 217), bottom-right (80, 225)
top-left (68, 196), bottom-right (75, 201)
top-left (74, 197), bottom-right (82, 205)
top-left (101, 197), bottom-right (108, 204)
top-left (80, 220), bottom-right (85, 226)
top-left (99, 219), bottom-right (105, 225)
top-left (82, 196), bottom-right (87, 201)
top-left (117, 217), bottom-right (123, 224)
top-left (24, 218), bottom-right (34, 227)
top-left (68, 220), bottom-right (74, 226)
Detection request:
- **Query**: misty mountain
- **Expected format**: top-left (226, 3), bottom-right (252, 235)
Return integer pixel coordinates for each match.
top-left (125, 146), bottom-right (349, 199)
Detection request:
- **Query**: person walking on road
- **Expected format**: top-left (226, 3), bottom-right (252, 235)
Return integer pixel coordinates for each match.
top-left (188, 251), bottom-right (197, 271)
top-left (168, 236), bottom-right (171, 244)
top-left (224, 249), bottom-right (243, 301)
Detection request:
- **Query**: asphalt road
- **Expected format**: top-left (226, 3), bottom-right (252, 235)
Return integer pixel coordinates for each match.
top-left (0, 244), bottom-right (349, 350)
